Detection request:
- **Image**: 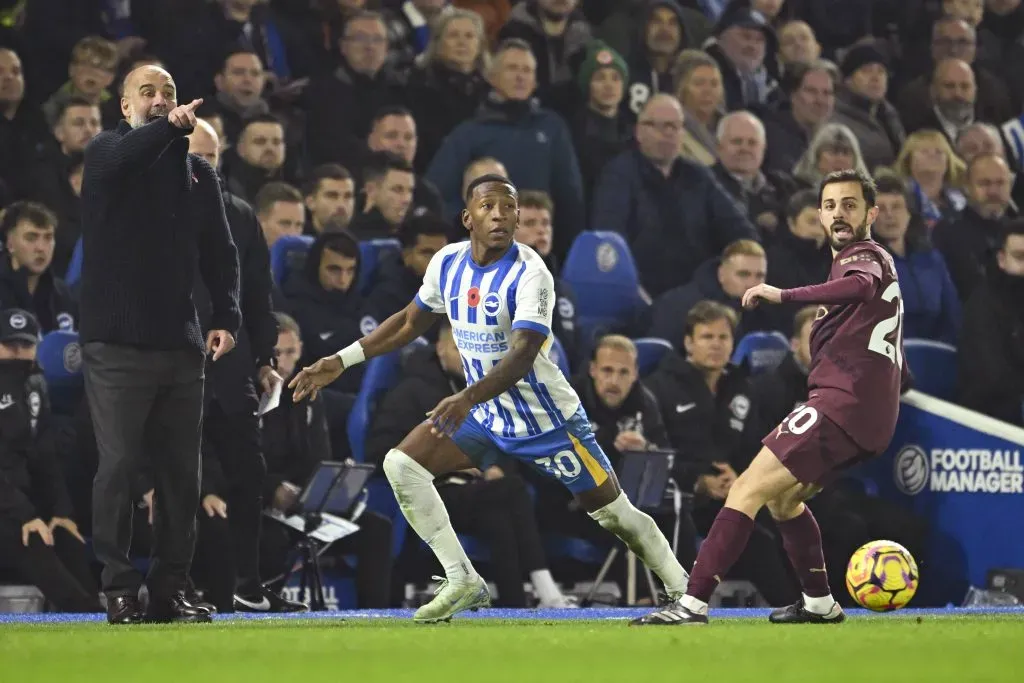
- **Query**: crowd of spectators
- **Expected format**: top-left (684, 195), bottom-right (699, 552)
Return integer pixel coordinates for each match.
top-left (2, 0), bottom-right (1023, 611)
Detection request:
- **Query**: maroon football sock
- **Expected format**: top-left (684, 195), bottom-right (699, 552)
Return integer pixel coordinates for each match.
top-left (686, 507), bottom-right (755, 603)
top-left (778, 506), bottom-right (831, 598)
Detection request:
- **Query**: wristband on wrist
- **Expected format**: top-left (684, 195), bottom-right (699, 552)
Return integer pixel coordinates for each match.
top-left (335, 341), bottom-right (365, 369)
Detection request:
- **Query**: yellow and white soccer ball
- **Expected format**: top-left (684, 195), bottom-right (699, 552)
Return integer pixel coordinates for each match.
top-left (845, 540), bottom-right (919, 611)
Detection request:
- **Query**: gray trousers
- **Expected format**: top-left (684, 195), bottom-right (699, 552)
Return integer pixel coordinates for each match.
top-left (84, 342), bottom-right (205, 598)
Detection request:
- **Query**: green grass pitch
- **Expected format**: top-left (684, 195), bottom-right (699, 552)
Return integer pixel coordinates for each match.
top-left (2, 614), bottom-right (1022, 683)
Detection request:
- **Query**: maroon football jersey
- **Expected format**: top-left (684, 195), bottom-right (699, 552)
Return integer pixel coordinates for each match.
top-left (807, 240), bottom-right (908, 453)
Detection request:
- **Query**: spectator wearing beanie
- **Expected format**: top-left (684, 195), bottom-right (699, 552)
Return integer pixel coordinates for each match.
top-left (571, 40), bottom-right (633, 205)
top-left (704, 7), bottom-right (780, 111)
top-left (831, 41), bottom-right (905, 172)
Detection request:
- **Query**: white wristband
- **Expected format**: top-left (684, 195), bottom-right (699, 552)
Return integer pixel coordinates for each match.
top-left (335, 342), bottom-right (365, 369)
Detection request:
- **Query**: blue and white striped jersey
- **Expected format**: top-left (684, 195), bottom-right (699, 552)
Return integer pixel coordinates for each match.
top-left (414, 241), bottom-right (581, 440)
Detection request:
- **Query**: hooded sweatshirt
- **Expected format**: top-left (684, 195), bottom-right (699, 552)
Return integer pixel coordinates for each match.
top-left (282, 231), bottom-right (377, 393)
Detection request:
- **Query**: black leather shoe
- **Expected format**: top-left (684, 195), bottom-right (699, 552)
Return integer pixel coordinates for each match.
top-left (145, 592), bottom-right (214, 624)
top-left (107, 595), bottom-right (144, 625)
top-left (768, 600), bottom-right (845, 624)
top-left (185, 580), bottom-right (218, 614)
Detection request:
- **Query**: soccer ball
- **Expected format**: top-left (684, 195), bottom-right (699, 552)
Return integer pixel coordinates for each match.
top-left (845, 540), bottom-right (919, 611)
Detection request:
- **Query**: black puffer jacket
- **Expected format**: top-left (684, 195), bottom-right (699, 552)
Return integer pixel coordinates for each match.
top-left (282, 232), bottom-right (376, 393)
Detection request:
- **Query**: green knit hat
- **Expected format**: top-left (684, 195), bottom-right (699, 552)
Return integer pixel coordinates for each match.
top-left (577, 41), bottom-right (629, 96)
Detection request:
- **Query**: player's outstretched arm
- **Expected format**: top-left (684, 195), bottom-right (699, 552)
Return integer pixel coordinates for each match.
top-left (743, 273), bottom-right (877, 309)
top-left (289, 301), bottom-right (440, 401)
top-left (427, 328), bottom-right (546, 437)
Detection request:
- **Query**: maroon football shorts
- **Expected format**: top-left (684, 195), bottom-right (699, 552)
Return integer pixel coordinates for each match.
top-left (761, 398), bottom-right (876, 487)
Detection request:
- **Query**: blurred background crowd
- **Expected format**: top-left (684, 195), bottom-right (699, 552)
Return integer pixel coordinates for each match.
top-left (2, 0), bottom-right (1023, 612)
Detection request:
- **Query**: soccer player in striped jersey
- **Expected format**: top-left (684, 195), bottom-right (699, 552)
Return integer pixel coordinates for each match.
top-left (290, 175), bottom-right (689, 622)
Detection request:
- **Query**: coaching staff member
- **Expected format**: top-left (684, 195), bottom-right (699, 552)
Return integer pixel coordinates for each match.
top-left (81, 65), bottom-right (241, 625)
top-left (187, 120), bottom-right (306, 613)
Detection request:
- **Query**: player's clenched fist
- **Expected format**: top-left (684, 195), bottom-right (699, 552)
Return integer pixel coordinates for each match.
top-left (168, 98), bottom-right (203, 129)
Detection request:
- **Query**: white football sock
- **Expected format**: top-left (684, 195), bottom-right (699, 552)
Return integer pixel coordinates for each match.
top-left (680, 595), bottom-right (708, 615)
top-left (803, 593), bottom-right (837, 615)
top-left (588, 492), bottom-right (689, 596)
top-left (383, 449), bottom-right (477, 584)
top-left (530, 569), bottom-right (563, 604)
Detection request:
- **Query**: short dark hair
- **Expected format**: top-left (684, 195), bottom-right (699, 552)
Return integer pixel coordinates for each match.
top-left (303, 164), bottom-right (352, 197)
top-left (684, 300), bottom-right (738, 338)
top-left (363, 150), bottom-right (414, 184)
top-left (240, 113), bottom-right (285, 134)
top-left (220, 42), bottom-right (261, 72)
top-left (254, 182), bottom-right (303, 216)
top-left (1, 201), bottom-right (58, 238)
top-left (465, 173), bottom-right (516, 202)
top-left (518, 190), bottom-right (553, 213)
top-left (786, 188), bottom-right (819, 221)
top-left (371, 105), bottom-right (414, 129)
top-left (54, 95), bottom-right (98, 124)
top-left (320, 232), bottom-right (360, 260)
top-left (399, 212), bottom-right (449, 249)
top-left (818, 169), bottom-right (877, 207)
top-left (873, 170), bottom-right (909, 201)
top-left (342, 10), bottom-right (387, 36)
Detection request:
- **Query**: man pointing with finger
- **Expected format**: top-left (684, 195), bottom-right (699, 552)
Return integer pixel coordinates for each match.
top-left (81, 65), bottom-right (241, 625)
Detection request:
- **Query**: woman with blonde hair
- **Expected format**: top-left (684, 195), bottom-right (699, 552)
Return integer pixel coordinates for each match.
top-left (791, 122), bottom-right (869, 189)
top-left (672, 49), bottom-right (726, 166)
top-left (407, 7), bottom-right (491, 171)
top-left (891, 129), bottom-right (967, 228)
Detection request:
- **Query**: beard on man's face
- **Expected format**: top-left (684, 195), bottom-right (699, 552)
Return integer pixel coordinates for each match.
top-left (827, 214), bottom-right (870, 250)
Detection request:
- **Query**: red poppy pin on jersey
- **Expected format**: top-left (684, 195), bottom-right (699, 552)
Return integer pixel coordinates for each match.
top-left (467, 287), bottom-right (481, 308)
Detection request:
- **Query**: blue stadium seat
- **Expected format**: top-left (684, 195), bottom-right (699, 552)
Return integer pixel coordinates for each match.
top-left (547, 334), bottom-right (570, 376)
top-left (633, 337), bottom-right (674, 376)
top-left (65, 238), bottom-right (83, 286)
top-left (269, 234), bottom-right (314, 285)
top-left (37, 330), bottom-right (84, 414)
top-left (543, 535), bottom-right (610, 565)
top-left (358, 238), bottom-right (402, 295)
top-left (347, 352), bottom-right (404, 463)
top-left (903, 339), bottom-right (957, 401)
top-left (731, 330), bottom-right (790, 374)
top-left (561, 232), bottom-right (647, 352)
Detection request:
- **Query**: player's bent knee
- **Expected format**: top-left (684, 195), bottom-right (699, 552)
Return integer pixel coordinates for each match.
top-left (382, 449), bottom-right (429, 487)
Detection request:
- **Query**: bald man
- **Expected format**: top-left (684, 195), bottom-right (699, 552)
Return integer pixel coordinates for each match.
top-left (591, 94), bottom-right (757, 296)
top-left (81, 65), bottom-right (241, 624)
top-left (185, 121), bottom-right (305, 614)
